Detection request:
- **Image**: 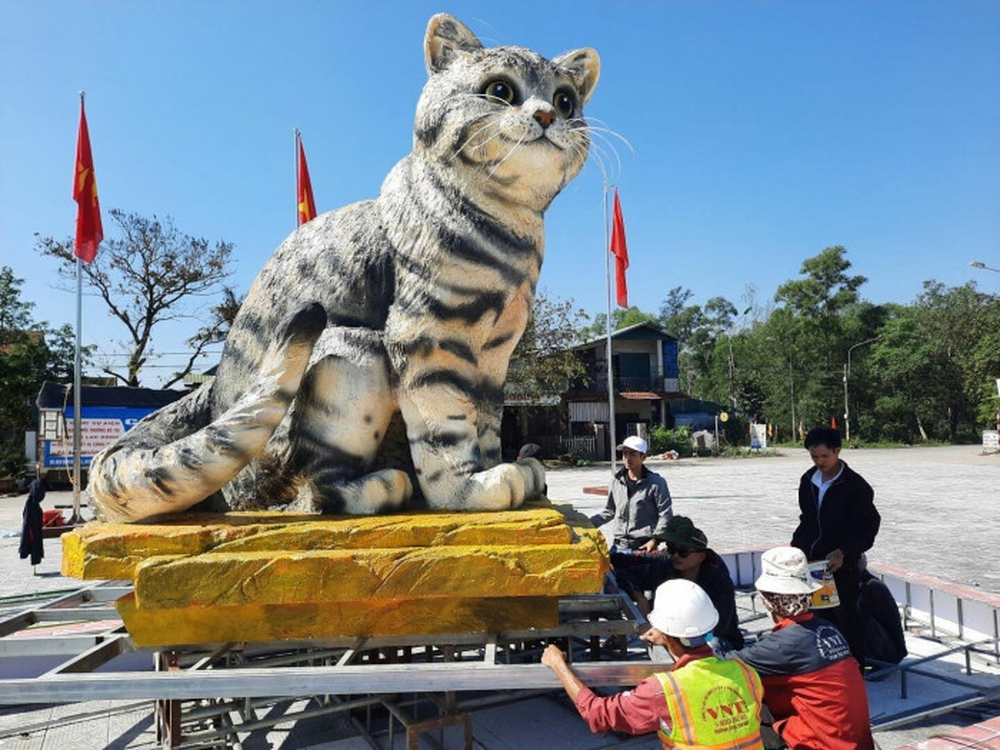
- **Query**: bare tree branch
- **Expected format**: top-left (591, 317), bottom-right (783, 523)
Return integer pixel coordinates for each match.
top-left (35, 209), bottom-right (233, 387)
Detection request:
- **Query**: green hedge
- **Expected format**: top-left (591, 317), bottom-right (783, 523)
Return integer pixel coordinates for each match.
top-left (648, 425), bottom-right (693, 457)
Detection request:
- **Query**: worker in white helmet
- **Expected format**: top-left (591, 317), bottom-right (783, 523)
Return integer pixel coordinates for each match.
top-left (543, 579), bottom-right (764, 748)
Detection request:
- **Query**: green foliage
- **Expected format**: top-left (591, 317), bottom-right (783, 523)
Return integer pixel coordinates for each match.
top-left (0, 267), bottom-right (89, 478)
top-left (775, 246), bottom-right (867, 319)
top-left (648, 246), bottom-right (1000, 447)
top-left (648, 424), bottom-right (693, 457)
top-left (508, 289), bottom-right (589, 418)
top-left (580, 306), bottom-right (657, 340)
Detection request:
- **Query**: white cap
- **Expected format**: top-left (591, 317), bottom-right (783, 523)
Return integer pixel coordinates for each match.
top-left (755, 546), bottom-right (822, 595)
top-left (616, 435), bottom-right (648, 454)
top-left (648, 579), bottom-right (719, 639)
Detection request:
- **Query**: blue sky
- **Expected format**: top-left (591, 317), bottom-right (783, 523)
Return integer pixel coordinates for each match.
top-left (2, 1), bottom-right (998, 386)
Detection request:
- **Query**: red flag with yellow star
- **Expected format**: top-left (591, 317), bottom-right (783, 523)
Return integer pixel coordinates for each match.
top-left (73, 99), bottom-right (103, 262)
top-left (297, 136), bottom-right (317, 226)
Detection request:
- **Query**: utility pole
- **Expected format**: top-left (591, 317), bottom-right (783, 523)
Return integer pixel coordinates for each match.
top-left (844, 336), bottom-right (880, 443)
top-left (789, 357), bottom-right (795, 441)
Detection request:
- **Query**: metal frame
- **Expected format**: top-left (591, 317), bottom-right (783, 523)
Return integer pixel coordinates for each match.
top-left (3, 556), bottom-right (999, 747)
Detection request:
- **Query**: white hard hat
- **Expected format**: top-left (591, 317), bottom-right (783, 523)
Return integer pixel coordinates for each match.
top-left (755, 546), bottom-right (822, 595)
top-left (616, 435), bottom-right (648, 454)
top-left (648, 579), bottom-right (719, 639)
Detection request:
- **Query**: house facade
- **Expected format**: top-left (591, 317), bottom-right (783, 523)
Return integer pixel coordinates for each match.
top-left (501, 322), bottom-right (686, 460)
top-left (564, 322), bottom-right (683, 459)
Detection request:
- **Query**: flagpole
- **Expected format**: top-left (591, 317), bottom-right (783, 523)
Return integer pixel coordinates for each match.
top-left (293, 128), bottom-right (300, 228)
top-left (71, 91), bottom-right (85, 524)
top-left (603, 183), bottom-right (616, 472)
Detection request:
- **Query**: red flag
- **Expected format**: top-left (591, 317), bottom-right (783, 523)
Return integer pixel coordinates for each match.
top-left (73, 99), bottom-right (103, 263)
top-left (831, 416), bottom-right (838, 429)
top-left (297, 136), bottom-right (317, 226)
top-left (610, 188), bottom-right (629, 307)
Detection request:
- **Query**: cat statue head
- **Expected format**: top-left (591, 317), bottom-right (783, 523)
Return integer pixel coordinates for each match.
top-left (415, 14), bottom-right (600, 212)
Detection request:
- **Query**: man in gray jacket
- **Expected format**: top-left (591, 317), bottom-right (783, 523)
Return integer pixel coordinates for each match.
top-left (590, 436), bottom-right (673, 595)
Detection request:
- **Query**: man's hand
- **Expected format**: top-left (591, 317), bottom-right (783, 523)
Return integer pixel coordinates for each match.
top-left (826, 548), bottom-right (844, 572)
top-left (542, 644), bottom-right (566, 670)
top-left (639, 538), bottom-right (658, 553)
top-left (542, 643), bottom-right (585, 701)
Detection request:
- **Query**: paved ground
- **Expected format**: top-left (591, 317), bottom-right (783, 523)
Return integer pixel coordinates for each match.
top-left (0, 444), bottom-right (997, 749)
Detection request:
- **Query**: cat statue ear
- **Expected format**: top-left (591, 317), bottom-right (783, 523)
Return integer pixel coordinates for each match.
top-left (553, 48), bottom-right (601, 106)
top-left (425, 14), bottom-right (484, 74)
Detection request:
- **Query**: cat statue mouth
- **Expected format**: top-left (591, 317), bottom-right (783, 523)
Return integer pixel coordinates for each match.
top-left (88, 15), bottom-right (600, 523)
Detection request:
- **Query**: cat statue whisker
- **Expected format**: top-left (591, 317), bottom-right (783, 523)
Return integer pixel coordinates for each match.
top-left (579, 127), bottom-right (632, 187)
top-left (89, 13), bottom-right (599, 523)
top-left (452, 118), bottom-right (508, 164)
top-left (581, 122), bottom-right (634, 174)
top-left (485, 132), bottom-right (533, 182)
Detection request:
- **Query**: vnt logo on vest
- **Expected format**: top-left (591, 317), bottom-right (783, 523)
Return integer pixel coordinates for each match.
top-left (701, 685), bottom-right (752, 733)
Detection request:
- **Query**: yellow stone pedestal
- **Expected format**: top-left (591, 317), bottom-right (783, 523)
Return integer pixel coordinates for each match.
top-left (62, 502), bottom-right (608, 647)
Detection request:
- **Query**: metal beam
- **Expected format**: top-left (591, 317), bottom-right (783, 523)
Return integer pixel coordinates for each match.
top-left (0, 633), bottom-right (116, 658)
top-left (31, 608), bottom-right (121, 622)
top-left (40, 632), bottom-right (132, 675)
top-left (0, 662), bottom-right (662, 704)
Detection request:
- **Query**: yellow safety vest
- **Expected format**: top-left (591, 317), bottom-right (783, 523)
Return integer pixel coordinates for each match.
top-left (655, 656), bottom-right (764, 749)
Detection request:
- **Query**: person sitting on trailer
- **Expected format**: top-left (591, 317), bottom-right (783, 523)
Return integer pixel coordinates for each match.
top-left (615, 515), bottom-right (745, 651)
top-left (721, 547), bottom-right (874, 750)
top-left (656, 516), bottom-right (745, 651)
top-left (857, 554), bottom-right (907, 670)
top-left (543, 578), bottom-right (765, 748)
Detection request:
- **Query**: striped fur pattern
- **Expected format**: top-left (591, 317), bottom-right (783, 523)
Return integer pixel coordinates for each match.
top-left (90, 14), bottom-right (599, 522)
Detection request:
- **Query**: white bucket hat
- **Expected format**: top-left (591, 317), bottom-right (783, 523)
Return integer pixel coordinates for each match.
top-left (616, 435), bottom-right (648, 454)
top-left (755, 546), bottom-right (822, 595)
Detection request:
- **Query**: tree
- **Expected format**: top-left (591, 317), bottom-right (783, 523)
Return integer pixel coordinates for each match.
top-left (658, 286), bottom-right (695, 337)
top-left (0, 267), bottom-right (83, 477)
top-left (580, 306), bottom-right (657, 340)
top-left (868, 315), bottom-right (947, 441)
top-left (775, 246), bottom-right (867, 319)
top-left (868, 281), bottom-right (1000, 442)
top-left (657, 288), bottom-right (741, 405)
top-left (36, 209), bottom-right (233, 387)
top-left (507, 289), bottom-right (590, 405)
top-left (766, 247), bottom-right (869, 431)
top-left (176, 286), bottom-right (244, 387)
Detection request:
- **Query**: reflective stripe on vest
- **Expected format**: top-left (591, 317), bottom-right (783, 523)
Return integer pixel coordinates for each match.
top-left (655, 657), bottom-right (764, 749)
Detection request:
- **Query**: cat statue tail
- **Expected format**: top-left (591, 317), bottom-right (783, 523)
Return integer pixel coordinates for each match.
top-left (89, 304), bottom-right (328, 523)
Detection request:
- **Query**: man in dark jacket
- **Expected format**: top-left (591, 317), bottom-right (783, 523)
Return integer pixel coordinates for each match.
top-left (790, 426), bottom-right (880, 664)
top-left (603, 515), bottom-right (745, 650)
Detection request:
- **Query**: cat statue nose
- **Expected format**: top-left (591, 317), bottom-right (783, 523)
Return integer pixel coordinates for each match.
top-left (533, 109), bottom-right (555, 128)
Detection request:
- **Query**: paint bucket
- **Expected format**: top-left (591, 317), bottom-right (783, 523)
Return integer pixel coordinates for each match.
top-left (808, 561), bottom-right (840, 609)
